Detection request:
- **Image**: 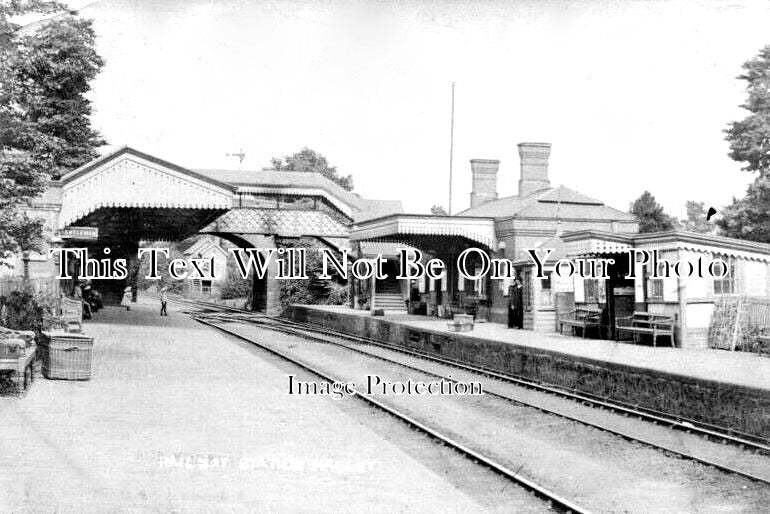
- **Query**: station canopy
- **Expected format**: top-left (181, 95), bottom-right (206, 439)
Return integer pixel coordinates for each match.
top-left (57, 147), bottom-right (234, 242)
top-left (349, 214), bottom-right (497, 254)
top-left (200, 208), bottom-right (350, 247)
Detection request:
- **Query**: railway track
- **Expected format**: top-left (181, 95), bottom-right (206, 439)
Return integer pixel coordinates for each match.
top-left (172, 297), bottom-right (770, 486)
top-left (193, 314), bottom-right (589, 514)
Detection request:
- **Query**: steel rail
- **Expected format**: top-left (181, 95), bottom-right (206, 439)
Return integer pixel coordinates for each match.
top-left (227, 315), bottom-right (770, 485)
top-left (193, 314), bottom-right (591, 514)
top-left (170, 297), bottom-right (770, 454)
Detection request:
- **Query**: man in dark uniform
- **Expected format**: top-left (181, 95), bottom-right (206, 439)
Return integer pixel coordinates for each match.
top-left (508, 278), bottom-right (524, 329)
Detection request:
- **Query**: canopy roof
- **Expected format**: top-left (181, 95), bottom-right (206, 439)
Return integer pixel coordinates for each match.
top-left (350, 214), bottom-right (496, 249)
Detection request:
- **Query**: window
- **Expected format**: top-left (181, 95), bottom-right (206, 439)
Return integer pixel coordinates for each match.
top-left (648, 278), bottom-right (664, 299)
top-left (539, 274), bottom-right (553, 307)
top-left (523, 271), bottom-right (532, 310)
top-left (584, 279), bottom-right (598, 302)
top-left (473, 266), bottom-right (486, 296)
top-left (713, 255), bottom-right (736, 295)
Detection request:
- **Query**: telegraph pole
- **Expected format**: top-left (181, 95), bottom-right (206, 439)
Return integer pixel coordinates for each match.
top-left (448, 82), bottom-right (455, 215)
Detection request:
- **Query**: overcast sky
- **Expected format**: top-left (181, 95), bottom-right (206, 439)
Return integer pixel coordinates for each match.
top-left (56, 0), bottom-right (770, 217)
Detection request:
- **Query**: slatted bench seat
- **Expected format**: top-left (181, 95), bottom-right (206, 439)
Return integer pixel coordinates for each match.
top-left (0, 327), bottom-right (37, 394)
top-left (559, 308), bottom-right (605, 338)
top-left (447, 314), bottom-right (474, 332)
top-left (615, 312), bottom-right (675, 348)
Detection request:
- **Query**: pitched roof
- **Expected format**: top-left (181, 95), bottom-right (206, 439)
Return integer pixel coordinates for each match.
top-left (457, 185), bottom-right (636, 222)
top-left (354, 199), bottom-right (404, 223)
top-left (455, 188), bottom-right (544, 217)
top-left (201, 208), bottom-right (349, 238)
top-left (194, 168), bottom-right (402, 221)
top-left (59, 146), bottom-right (235, 191)
top-left (514, 235), bottom-right (568, 264)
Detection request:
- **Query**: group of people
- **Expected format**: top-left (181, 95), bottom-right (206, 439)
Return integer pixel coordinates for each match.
top-left (77, 281), bottom-right (103, 319)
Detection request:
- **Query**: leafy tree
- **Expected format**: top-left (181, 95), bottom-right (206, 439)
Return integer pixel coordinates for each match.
top-left (725, 46), bottom-right (770, 175)
top-left (430, 204), bottom-right (448, 215)
top-left (271, 148), bottom-right (353, 191)
top-left (220, 258), bottom-right (251, 300)
top-left (136, 244), bottom-right (185, 293)
top-left (720, 45), bottom-right (770, 243)
top-left (681, 200), bottom-right (713, 234)
top-left (0, 1), bottom-right (104, 254)
top-left (277, 237), bottom-right (347, 306)
top-left (629, 191), bottom-right (676, 233)
top-left (717, 175), bottom-right (770, 243)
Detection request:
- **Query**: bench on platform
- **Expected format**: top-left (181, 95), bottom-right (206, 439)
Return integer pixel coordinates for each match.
top-left (447, 314), bottom-right (474, 332)
top-left (615, 312), bottom-right (676, 348)
top-left (0, 327), bottom-right (37, 394)
top-left (559, 308), bottom-right (605, 338)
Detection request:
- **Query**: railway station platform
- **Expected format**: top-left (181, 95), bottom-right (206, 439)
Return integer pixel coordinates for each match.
top-left (0, 299), bottom-right (500, 513)
top-left (283, 305), bottom-right (770, 438)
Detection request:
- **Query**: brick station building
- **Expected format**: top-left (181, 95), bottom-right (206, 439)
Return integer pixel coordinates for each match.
top-left (349, 142), bottom-right (770, 350)
top-left (350, 142), bottom-right (638, 322)
top-left (5, 142), bottom-right (769, 349)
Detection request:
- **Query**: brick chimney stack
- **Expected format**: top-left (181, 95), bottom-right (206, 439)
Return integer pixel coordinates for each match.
top-left (469, 159), bottom-right (500, 208)
top-left (517, 142), bottom-right (551, 196)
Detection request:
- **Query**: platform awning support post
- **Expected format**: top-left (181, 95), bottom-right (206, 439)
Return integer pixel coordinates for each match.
top-left (677, 275), bottom-right (687, 349)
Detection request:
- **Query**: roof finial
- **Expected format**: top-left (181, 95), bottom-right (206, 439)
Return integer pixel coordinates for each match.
top-left (226, 149), bottom-right (246, 169)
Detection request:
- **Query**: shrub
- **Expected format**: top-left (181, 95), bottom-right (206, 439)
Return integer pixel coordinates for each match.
top-left (0, 290), bottom-right (58, 337)
top-left (220, 259), bottom-right (251, 300)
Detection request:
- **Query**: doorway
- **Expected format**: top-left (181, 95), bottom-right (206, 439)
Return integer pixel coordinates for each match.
top-left (508, 282), bottom-right (524, 329)
top-left (605, 254), bottom-right (635, 339)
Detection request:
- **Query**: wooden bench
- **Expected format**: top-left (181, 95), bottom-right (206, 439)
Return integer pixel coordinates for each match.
top-left (615, 312), bottom-right (675, 348)
top-left (559, 308), bottom-right (605, 338)
top-left (447, 314), bottom-right (474, 332)
top-left (0, 327), bottom-right (37, 394)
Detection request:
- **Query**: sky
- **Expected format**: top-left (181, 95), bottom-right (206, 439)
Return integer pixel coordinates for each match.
top-left (51, 0), bottom-right (770, 217)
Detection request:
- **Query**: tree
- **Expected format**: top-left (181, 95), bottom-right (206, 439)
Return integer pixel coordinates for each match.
top-left (720, 45), bottom-right (770, 243)
top-left (629, 191), bottom-right (676, 233)
top-left (681, 200), bottom-right (713, 234)
top-left (277, 237), bottom-right (348, 307)
top-left (725, 46), bottom-right (770, 175)
top-left (430, 205), bottom-right (448, 215)
top-left (0, 2), bottom-right (104, 254)
top-left (136, 244), bottom-right (185, 293)
top-left (717, 175), bottom-right (770, 243)
top-left (271, 148), bottom-right (353, 191)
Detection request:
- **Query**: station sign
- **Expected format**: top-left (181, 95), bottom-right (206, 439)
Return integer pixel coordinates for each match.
top-left (58, 226), bottom-right (99, 240)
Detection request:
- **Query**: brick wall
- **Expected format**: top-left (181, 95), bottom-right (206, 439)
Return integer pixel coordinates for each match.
top-left (284, 305), bottom-right (770, 438)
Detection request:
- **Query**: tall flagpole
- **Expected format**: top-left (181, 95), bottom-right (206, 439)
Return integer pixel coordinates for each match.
top-left (448, 82), bottom-right (455, 215)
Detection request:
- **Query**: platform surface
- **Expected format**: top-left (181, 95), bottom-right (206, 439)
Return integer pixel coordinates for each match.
top-left (0, 300), bottom-right (495, 513)
top-left (301, 305), bottom-right (770, 392)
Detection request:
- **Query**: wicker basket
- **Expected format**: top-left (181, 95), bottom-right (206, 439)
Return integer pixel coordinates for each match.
top-left (40, 332), bottom-right (94, 380)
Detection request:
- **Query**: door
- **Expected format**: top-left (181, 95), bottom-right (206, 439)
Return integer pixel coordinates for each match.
top-left (606, 254), bottom-right (634, 339)
top-left (252, 276), bottom-right (267, 312)
top-left (508, 283), bottom-right (524, 328)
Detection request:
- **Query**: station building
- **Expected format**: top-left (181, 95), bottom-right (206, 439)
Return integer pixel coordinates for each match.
top-left (7, 146), bottom-right (401, 313)
top-left (349, 142), bottom-right (770, 350)
top-left (349, 142), bottom-right (639, 322)
top-left (6, 142), bottom-right (769, 350)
